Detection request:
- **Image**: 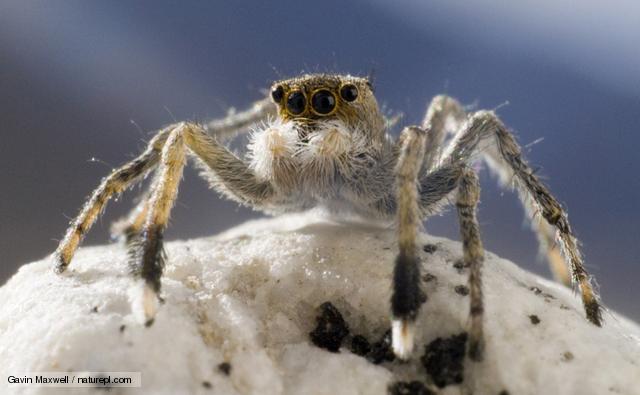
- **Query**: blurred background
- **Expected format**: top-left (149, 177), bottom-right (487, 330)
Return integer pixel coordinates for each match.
top-left (1, 1), bottom-right (638, 320)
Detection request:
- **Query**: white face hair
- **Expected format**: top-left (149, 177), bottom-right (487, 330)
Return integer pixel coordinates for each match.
top-left (248, 117), bottom-right (375, 201)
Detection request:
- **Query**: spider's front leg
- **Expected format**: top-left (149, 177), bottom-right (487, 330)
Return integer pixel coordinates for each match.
top-left (53, 128), bottom-right (172, 272)
top-left (391, 126), bottom-right (428, 359)
top-left (110, 98), bottom-right (275, 243)
top-left (127, 122), bottom-right (276, 325)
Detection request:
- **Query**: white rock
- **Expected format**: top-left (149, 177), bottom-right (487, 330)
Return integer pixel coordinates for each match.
top-left (1, 213), bottom-right (639, 395)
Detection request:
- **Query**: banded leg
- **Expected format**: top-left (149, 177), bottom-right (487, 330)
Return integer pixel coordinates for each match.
top-left (129, 128), bottom-right (187, 325)
top-left (444, 111), bottom-right (602, 325)
top-left (53, 129), bottom-right (171, 273)
top-left (128, 122), bottom-right (276, 324)
top-left (391, 126), bottom-right (428, 359)
top-left (456, 169), bottom-right (484, 361)
top-left (205, 97), bottom-right (275, 140)
top-left (421, 96), bottom-right (570, 286)
top-left (421, 95), bottom-right (467, 171)
top-left (110, 98), bottom-right (275, 242)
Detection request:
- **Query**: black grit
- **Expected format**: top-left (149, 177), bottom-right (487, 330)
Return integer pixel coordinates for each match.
top-left (388, 381), bottom-right (435, 395)
top-left (366, 329), bottom-right (396, 364)
top-left (218, 362), bottom-right (232, 376)
top-left (350, 335), bottom-right (372, 356)
top-left (309, 302), bottom-right (350, 352)
top-left (529, 315), bottom-right (541, 325)
top-left (454, 285), bottom-right (469, 296)
top-left (421, 333), bottom-right (468, 388)
top-left (202, 381), bottom-right (212, 389)
top-left (422, 273), bottom-right (437, 283)
top-left (423, 244), bottom-right (438, 254)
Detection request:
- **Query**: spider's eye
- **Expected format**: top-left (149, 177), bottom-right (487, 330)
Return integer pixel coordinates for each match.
top-left (340, 84), bottom-right (358, 102)
top-left (311, 90), bottom-right (336, 115)
top-left (271, 86), bottom-right (284, 103)
top-left (286, 91), bottom-right (306, 115)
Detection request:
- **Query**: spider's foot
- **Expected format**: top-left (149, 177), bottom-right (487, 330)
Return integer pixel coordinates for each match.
top-left (391, 319), bottom-right (415, 360)
top-left (52, 252), bottom-right (69, 274)
top-left (585, 298), bottom-right (603, 327)
top-left (131, 280), bottom-right (160, 327)
top-left (468, 337), bottom-right (484, 362)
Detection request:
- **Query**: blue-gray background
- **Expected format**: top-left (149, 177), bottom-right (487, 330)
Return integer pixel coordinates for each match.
top-left (1, 1), bottom-right (638, 321)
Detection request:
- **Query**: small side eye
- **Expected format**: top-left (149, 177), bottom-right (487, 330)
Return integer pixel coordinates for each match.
top-left (271, 86), bottom-right (284, 103)
top-left (286, 91), bottom-right (306, 115)
top-left (340, 84), bottom-right (358, 102)
top-left (311, 90), bottom-right (336, 115)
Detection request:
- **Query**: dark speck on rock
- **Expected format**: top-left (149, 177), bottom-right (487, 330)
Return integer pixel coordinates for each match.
top-left (529, 315), bottom-right (541, 325)
top-left (218, 362), bottom-right (232, 376)
top-left (454, 285), bottom-right (469, 296)
top-left (350, 335), bottom-right (371, 356)
top-left (119, 324), bottom-right (126, 333)
top-left (388, 381), bottom-right (435, 395)
top-left (498, 391), bottom-right (510, 395)
top-left (91, 306), bottom-right (98, 313)
top-left (309, 302), bottom-right (350, 352)
top-left (453, 260), bottom-right (467, 272)
top-left (423, 244), bottom-right (438, 254)
top-left (367, 329), bottom-right (395, 364)
top-left (202, 381), bottom-right (212, 389)
top-left (562, 351), bottom-right (574, 362)
top-left (421, 333), bottom-right (467, 388)
top-left (529, 286), bottom-right (542, 295)
top-left (422, 273), bottom-right (437, 283)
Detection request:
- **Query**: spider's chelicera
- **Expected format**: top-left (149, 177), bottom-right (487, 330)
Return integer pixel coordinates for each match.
top-left (53, 73), bottom-right (602, 361)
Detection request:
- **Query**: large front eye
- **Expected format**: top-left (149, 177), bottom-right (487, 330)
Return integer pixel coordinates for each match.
top-left (311, 90), bottom-right (336, 115)
top-left (286, 91), bottom-right (306, 115)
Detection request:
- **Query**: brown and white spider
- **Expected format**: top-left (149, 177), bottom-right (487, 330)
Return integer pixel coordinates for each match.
top-left (52, 73), bottom-right (602, 361)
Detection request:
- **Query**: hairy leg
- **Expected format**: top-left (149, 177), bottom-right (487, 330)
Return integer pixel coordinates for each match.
top-left (111, 98), bottom-right (275, 242)
top-left (205, 97), bottom-right (276, 140)
top-left (421, 95), bottom-right (467, 171)
top-left (443, 110), bottom-right (602, 325)
top-left (422, 96), bottom-right (571, 286)
top-left (456, 169), bottom-right (485, 361)
top-left (391, 126), bottom-right (428, 359)
top-left (125, 122), bottom-right (276, 324)
top-left (53, 128), bottom-right (171, 272)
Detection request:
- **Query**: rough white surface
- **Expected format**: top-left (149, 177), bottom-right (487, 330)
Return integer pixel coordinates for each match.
top-left (1, 213), bottom-right (639, 395)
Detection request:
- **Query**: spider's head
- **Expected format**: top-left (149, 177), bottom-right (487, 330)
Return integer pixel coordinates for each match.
top-left (269, 74), bottom-right (382, 133)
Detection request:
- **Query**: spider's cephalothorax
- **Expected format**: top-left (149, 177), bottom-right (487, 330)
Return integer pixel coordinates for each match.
top-left (53, 73), bottom-right (603, 363)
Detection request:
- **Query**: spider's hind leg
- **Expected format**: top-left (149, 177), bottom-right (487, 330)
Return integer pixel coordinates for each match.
top-left (456, 168), bottom-right (485, 361)
top-left (445, 111), bottom-right (602, 326)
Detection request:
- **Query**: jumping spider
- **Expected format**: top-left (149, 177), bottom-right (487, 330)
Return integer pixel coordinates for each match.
top-left (53, 73), bottom-right (602, 360)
